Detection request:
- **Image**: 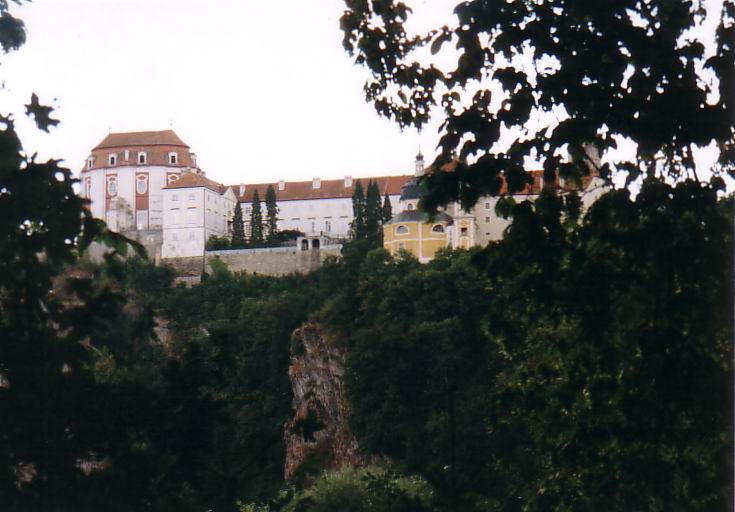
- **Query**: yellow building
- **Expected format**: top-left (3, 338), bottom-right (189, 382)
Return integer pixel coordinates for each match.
top-left (383, 211), bottom-right (453, 262)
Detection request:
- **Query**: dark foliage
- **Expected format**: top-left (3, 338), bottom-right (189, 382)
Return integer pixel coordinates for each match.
top-left (231, 202), bottom-right (246, 249)
top-left (340, 0), bottom-right (734, 210)
top-left (265, 185), bottom-right (279, 246)
top-left (250, 190), bottom-right (264, 247)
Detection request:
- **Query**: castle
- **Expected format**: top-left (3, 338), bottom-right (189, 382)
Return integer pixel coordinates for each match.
top-left (79, 130), bottom-right (607, 265)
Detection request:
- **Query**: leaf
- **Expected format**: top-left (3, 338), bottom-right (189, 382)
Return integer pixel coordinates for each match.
top-left (430, 29), bottom-right (451, 55)
top-left (24, 93), bottom-right (59, 132)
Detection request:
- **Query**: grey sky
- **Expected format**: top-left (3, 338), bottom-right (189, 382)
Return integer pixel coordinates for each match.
top-left (0, 0), bottom-right (724, 187)
top-left (0, 0), bottom-right (456, 185)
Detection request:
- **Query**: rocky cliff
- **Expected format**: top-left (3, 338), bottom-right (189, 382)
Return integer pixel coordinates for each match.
top-left (284, 322), bottom-right (364, 480)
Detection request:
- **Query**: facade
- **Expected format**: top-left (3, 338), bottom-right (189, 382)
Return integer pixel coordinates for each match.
top-left (382, 153), bottom-right (608, 261)
top-left (78, 129), bottom-right (201, 260)
top-left (233, 175), bottom-right (409, 238)
top-left (161, 173), bottom-right (237, 259)
top-left (80, 130), bottom-right (608, 263)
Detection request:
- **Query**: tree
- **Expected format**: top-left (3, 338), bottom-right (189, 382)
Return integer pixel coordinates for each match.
top-left (340, 1), bottom-right (734, 210)
top-left (350, 180), bottom-right (366, 239)
top-left (382, 192), bottom-right (393, 223)
top-left (265, 184), bottom-right (279, 247)
top-left (231, 202), bottom-right (246, 249)
top-left (250, 189), bottom-right (264, 247)
top-left (364, 179), bottom-right (382, 242)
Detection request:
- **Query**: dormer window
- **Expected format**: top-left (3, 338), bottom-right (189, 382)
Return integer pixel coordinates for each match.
top-left (86, 157), bottom-right (95, 170)
top-left (431, 224), bottom-right (445, 233)
top-left (168, 152), bottom-right (178, 165)
top-left (138, 152), bottom-right (147, 165)
top-left (108, 154), bottom-right (117, 166)
top-left (395, 225), bottom-right (409, 235)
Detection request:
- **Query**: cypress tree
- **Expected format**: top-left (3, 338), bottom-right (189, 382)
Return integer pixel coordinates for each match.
top-left (231, 202), bottom-right (245, 249)
top-left (382, 192), bottom-right (393, 223)
top-left (249, 189), bottom-right (264, 247)
top-left (351, 180), bottom-right (366, 239)
top-left (265, 184), bottom-right (279, 246)
top-left (365, 180), bottom-right (381, 242)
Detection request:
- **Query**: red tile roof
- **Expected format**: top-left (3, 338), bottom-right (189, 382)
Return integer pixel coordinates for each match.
top-left (93, 130), bottom-right (189, 150)
top-left (233, 175), bottom-right (412, 202)
top-left (163, 172), bottom-right (226, 194)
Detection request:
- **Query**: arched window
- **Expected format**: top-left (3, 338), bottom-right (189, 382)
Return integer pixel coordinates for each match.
top-left (136, 175), bottom-right (148, 194)
top-left (407, 203), bottom-right (414, 211)
top-left (107, 177), bottom-right (117, 196)
top-left (395, 225), bottom-right (409, 234)
top-left (431, 224), bottom-right (445, 233)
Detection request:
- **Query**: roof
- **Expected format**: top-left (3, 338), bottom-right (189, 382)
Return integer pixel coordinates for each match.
top-left (163, 172), bottom-right (226, 194)
top-left (93, 130), bottom-right (189, 150)
top-left (235, 175), bottom-right (411, 202)
top-left (399, 178), bottom-right (422, 200)
top-left (384, 210), bottom-right (453, 226)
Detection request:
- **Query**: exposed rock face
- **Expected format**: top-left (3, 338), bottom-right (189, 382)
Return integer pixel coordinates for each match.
top-left (284, 322), bottom-right (364, 480)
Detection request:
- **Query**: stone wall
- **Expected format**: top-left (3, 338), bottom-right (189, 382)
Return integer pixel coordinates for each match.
top-left (204, 245), bottom-right (342, 276)
top-left (160, 255), bottom-right (205, 279)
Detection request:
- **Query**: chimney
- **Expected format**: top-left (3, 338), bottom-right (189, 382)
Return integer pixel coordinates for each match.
top-left (344, 175), bottom-right (353, 188)
top-left (190, 152), bottom-right (198, 168)
top-left (278, 179), bottom-right (285, 191)
top-left (415, 151), bottom-right (425, 177)
top-left (239, 184), bottom-right (246, 196)
top-left (312, 177), bottom-right (321, 189)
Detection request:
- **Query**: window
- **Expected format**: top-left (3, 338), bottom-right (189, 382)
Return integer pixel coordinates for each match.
top-left (170, 208), bottom-right (179, 226)
top-left (187, 207), bottom-right (198, 225)
top-left (169, 152), bottom-right (178, 165)
top-left (124, 150), bottom-right (130, 161)
top-left (311, 221), bottom-right (315, 233)
top-left (431, 224), bottom-right (445, 233)
top-left (108, 154), bottom-right (117, 166)
top-left (168, 174), bottom-right (179, 185)
top-left (84, 179), bottom-right (91, 198)
top-left (245, 207), bottom-right (252, 214)
top-left (107, 177), bottom-right (117, 196)
top-left (136, 175), bottom-right (148, 194)
top-left (86, 158), bottom-right (94, 170)
top-left (136, 210), bottom-right (148, 230)
top-left (396, 225), bottom-right (409, 235)
top-left (325, 220), bottom-right (331, 232)
top-left (138, 152), bottom-right (147, 164)
top-left (460, 227), bottom-right (468, 236)
top-left (407, 203), bottom-right (414, 211)
top-left (485, 217), bottom-right (490, 223)
top-left (398, 242), bottom-right (406, 250)
top-left (188, 193), bottom-right (196, 201)
top-left (188, 231), bottom-right (195, 240)
top-left (172, 194), bottom-right (179, 202)
top-left (485, 202), bottom-right (491, 209)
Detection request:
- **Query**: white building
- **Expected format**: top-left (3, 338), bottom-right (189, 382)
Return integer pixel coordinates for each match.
top-left (234, 175), bottom-right (409, 238)
top-left (78, 129), bottom-right (201, 260)
top-left (161, 173), bottom-right (237, 259)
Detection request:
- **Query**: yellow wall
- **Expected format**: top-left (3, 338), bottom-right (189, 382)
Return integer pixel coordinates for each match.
top-left (383, 220), bottom-right (448, 261)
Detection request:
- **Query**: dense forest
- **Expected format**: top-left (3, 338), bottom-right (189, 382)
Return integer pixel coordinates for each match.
top-left (1, 0), bottom-right (733, 511)
top-left (5, 179), bottom-right (729, 511)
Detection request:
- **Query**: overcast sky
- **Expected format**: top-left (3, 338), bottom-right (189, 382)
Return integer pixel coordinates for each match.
top-left (0, 0), bottom-right (724, 187)
top-left (0, 0), bottom-right (457, 185)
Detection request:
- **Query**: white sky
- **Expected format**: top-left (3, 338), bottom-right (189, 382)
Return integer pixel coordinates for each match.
top-left (0, 0), bottom-right (723, 187)
top-left (0, 0), bottom-right (456, 185)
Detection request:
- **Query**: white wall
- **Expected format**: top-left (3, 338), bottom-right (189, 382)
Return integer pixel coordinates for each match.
top-left (240, 194), bottom-right (400, 238)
